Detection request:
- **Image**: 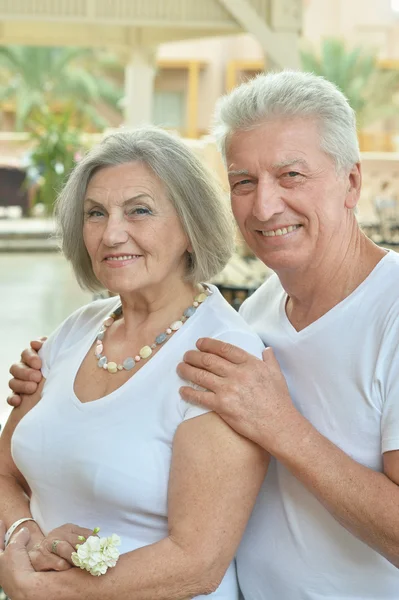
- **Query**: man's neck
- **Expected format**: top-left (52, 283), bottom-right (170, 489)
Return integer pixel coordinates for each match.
top-left (278, 233), bottom-right (386, 332)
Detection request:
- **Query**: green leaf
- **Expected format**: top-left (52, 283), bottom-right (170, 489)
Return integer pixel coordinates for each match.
top-left (300, 37), bottom-right (399, 128)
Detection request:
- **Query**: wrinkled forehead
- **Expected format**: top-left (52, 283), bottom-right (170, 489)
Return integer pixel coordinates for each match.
top-left (84, 161), bottom-right (166, 201)
top-left (225, 117), bottom-right (334, 171)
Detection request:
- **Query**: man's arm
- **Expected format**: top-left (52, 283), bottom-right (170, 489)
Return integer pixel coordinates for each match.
top-left (178, 338), bottom-right (399, 568)
top-left (272, 413), bottom-right (399, 567)
top-left (7, 339), bottom-right (45, 407)
top-left (17, 412), bottom-right (268, 600)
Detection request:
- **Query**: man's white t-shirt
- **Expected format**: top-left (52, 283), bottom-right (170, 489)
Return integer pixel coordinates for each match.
top-left (11, 285), bottom-right (265, 600)
top-left (237, 250), bottom-right (399, 599)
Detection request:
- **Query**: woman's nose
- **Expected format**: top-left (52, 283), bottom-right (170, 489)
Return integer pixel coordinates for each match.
top-left (102, 216), bottom-right (129, 247)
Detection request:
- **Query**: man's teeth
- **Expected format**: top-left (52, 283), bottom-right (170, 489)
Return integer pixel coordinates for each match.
top-left (261, 225), bottom-right (300, 237)
top-left (106, 255), bottom-right (137, 261)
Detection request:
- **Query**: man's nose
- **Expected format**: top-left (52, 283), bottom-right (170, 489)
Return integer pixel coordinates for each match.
top-left (252, 181), bottom-right (285, 222)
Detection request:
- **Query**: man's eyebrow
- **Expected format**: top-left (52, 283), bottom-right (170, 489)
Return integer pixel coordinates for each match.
top-left (227, 169), bottom-right (250, 178)
top-left (272, 158), bottom-right (309, 170)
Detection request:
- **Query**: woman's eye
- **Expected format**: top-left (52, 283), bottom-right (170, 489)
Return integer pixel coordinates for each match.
top-left (86, 209), bottom-right (104, 218)
top-left (129, 207), bottom-right (151, 216)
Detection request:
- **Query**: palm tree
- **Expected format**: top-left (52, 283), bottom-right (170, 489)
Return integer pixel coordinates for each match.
top-left (300, 38), bottom-right (399, 129)
top-left (0, 46), bottom-right (123, 130)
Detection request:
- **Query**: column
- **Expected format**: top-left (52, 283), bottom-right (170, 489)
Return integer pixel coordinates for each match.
top-left (187, 60), bottom-right (200, 139)
top-left (124, 48), bottom-right (156, 127)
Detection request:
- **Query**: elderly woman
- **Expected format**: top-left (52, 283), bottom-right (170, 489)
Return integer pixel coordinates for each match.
top-left (0, 127), bottom-right (268, 600)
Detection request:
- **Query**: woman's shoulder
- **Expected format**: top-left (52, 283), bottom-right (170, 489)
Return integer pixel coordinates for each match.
top-left (194, 285), bottom-right (265, 358)
top-left (39, 296), bottom-right (120, 375)
top-left (52, 296), bottom-right (120, 341)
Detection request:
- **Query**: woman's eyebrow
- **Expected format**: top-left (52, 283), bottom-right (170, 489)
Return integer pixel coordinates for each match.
top-left (83, 193), bottom-right (152, 207)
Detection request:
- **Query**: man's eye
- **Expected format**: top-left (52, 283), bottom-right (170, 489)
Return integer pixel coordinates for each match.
top-left (286, 171), bottom-right (300, 178)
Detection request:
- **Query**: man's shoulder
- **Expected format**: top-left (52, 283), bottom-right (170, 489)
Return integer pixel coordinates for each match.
top-left (239, 273), bottom-right (282, 319)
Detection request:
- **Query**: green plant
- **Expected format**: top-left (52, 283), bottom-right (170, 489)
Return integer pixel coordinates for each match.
top-left (0, 46), bottom-right (123, 130)
top-left (300, 37), bottom-right (399, 128)
top-left (26, 107), bottom-right (85, 214)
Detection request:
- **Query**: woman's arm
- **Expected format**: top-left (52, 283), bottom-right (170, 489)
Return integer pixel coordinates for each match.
top-left (0, 381), bottom-right (46, 549)
top-left (29, 412), bottom-right (269, 600)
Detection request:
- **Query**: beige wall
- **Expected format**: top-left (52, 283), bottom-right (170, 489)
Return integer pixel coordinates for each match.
top-left (157, 34), bottom-right (264, 132)
top-left (303, 0), bottom-right (399, 57)
top-left (155, 1), bottom-right (399, 133)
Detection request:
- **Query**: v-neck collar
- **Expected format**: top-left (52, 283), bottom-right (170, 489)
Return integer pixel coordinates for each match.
top-left (279, 250), bottom-right (393, 340)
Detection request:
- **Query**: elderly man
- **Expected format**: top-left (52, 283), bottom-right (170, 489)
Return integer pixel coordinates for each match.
top-left (6, 71), bottom-right (399, 599)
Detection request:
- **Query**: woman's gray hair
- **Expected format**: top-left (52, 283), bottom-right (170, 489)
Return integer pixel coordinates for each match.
top-left (213, 70), bottom-right (360, 173)
top-left (55, 126), bottom-right (235, 291)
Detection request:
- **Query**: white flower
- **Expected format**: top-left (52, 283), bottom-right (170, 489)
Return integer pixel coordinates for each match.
top-left (71, 530), bottom-right (121, 576)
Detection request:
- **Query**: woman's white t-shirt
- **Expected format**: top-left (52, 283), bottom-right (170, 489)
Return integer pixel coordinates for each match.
top-left (11, 285), bottom-right (265, 600)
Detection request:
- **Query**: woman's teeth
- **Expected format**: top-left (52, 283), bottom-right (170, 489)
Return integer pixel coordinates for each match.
top-left (106, 255), bottom-right (138, 261)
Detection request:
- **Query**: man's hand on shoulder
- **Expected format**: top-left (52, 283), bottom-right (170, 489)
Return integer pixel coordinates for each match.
top-left (178, 338), bottom-right (306, 454)
top-left (7, 338), bottom-right (46, 407)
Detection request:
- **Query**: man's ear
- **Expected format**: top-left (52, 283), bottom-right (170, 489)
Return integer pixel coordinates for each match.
top-left (345, 162), bottom-right (362, 209)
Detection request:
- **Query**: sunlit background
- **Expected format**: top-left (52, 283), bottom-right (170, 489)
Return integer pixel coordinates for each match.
top-left (1, 0), bottom-right (399, 428)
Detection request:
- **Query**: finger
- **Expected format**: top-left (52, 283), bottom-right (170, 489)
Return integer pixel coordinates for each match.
top-left (0, 528), bottom-right (33, 577)
top-left (262, 347), bottom-right (275, 361)
top-left (177, 362), bottom-right (221, 393)
top-left (262, 347), bottom-right (283, 377)
top-left (29, 548), bottom-right (71, 572)
top-left (9, 378), bottom-right (38, 395)
top-left (30, 338), bottom-right (47, 351)
top-left (0, 520), bottom-right (5, 551)
top-left (68, 525), bottom-right (93, 539)
top-left (182, 350), bottom-right (231, 377)
top-left (49, 540), bottom-right (76, 564)
top-left (21, 348), bottom-right (43, 371)
top-left (9, 526), bottom-right (30, 549)
top-left (179, 385), bottom-right (217, 410)
top-left (9, 361), bottom-right (38, 381)
top-left (196, 338), bottom-right (249, 365)
top-left (6, 393), bottom-right (22, 408)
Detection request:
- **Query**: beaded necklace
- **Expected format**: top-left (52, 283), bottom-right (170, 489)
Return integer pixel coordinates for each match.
top-left (95, 285), bottom-right (211, 374)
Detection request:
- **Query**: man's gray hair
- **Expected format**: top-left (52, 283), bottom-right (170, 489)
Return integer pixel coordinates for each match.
top-left (213, 70), bottom-right (360, 172)
top-left (56, 127), bottom-right (235, 291)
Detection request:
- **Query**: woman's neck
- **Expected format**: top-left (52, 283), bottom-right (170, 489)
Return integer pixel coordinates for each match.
top-left (118, 278), bottom-right (200, 337)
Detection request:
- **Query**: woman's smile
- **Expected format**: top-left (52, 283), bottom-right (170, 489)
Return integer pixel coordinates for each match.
top-left (103, 253), bottom-right (143, 268)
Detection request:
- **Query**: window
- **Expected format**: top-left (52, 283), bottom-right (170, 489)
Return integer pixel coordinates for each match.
top-left (153, 90), bottom-right (185, 129)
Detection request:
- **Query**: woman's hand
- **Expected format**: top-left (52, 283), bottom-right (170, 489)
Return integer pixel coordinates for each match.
top-left (7, 338), bottom-right (46, 407)
top-left (28, 523), bottom-right (94, 572)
